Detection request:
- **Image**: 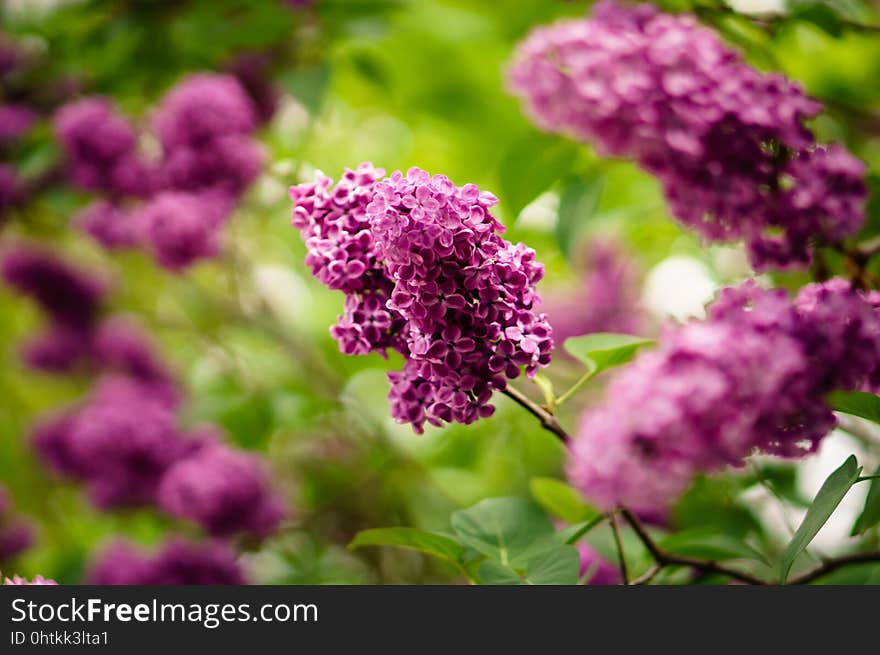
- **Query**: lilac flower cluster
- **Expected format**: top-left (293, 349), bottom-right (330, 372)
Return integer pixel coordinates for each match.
top-left (0, 486), bottom-right (33, 562)
top-left (540, 241), bottom-right (644, 345)
top-left (508, 2), bottom-right (867, 270)
top-left (567, 278), bottom-right (880, 515)
top-left (290, 164), bottom-right (553, 432)
top-left (56, 73), bottom-right (263, 272)
top-left (577, 542), bottom-right (620, 585)
top-left (2, 246), bottom-right (285, 551)
top-left (87, 539), bottom-right (245, 585)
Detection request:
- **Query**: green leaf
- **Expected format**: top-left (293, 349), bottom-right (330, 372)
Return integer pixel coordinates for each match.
top-left (563, 333), bottom-right (655, 377)
top-left (348, 528), bottom-right (464, 565)
top-left (780, 455), bottom-right (862, 582)
top-left (475, 560), bottom-right (523, 585)
top-left (499, 133), bottom-right (581, 221)
top-left (852, 466), bottom-right (880, 536)
top-left (555, 515), bottom-right (606, 545)
top-left (828, 390), bottom-right (880, 425)
top-left (658, 529), bottom-right (765, 563)
top-left (788, 1), bottom-right (844, 36)
top-left (474, 546), bottom-right (580, 585)
top-left (556, 175), bottom-right (605, 259)
top-left (522, 546), bottom-right (580, 585)
top-left (451, 497), bottom-right (556, 568)
top-left (530, 477), bottom-right (599, 524)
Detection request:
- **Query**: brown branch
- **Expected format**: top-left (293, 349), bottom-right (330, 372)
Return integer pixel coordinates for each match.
top-left (500, 386), bottom-right (569, 443)
top-left (621, 509), bottom-right (768, 586)
top-left (786, 551), bottom-right (880, 585)
top-left (609, 511), bottom-right (630, 585)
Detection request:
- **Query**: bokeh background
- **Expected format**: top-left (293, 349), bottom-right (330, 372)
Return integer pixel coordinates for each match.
top-left (2, 0), bottom-right (880, 584)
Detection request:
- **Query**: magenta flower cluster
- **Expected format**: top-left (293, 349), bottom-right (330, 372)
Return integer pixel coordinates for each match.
top-left (567, 278), bottom-right (880, 515)
top-left (55, 73), bottom-right (264, 272)
top-left (2, 574), bottom-right (57, 585)
top-left (508, 1), bottom-right (867, 270)
top-left (290, 164), bottom-right (553, 432)
top-left (2, 246), bottom-right (285, 577)
top-left (87, 539), bottom-right (244, 585)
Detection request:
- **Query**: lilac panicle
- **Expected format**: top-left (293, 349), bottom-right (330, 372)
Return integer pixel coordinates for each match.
top-left (291, 164), bottom-right (553, 432)
top-left (152, 74), bottom-right (257, 151)
top-left (33, 376), bottom-right (186, 508)
top-left (158, 442), bottom-right (285, 538)
top-left (0, 486), bottom-right (34, 561)
top-left (568, 278), bottom-right (880, 513)
top-left (135, 191), bottom-right (224, 272)
top-left (1, 246), bottom-right (105, 329)
top-left (508, 1), bottom-right (866, 270)
top-left (54, 97), bottom-right (153, 197)
top-left (75, 201), bottom-right (139, 249)
top-left (87, 539), bottom-right (245, 585)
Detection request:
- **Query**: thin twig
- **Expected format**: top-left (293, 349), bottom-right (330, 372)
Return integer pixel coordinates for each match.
top-left (630, 564), bottom-right (662, 586)
top-left (787, 551), bottom-right (880, 585)
top-left (609, 511), bottom-right (630, 585)
top-left (500, 386), bottom-right (569, 443)
top-left (621, 509), bottom-right (768, 585)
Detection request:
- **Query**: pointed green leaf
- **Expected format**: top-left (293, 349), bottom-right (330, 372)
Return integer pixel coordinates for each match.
top-left (349, 528), bottom-right (464, 565)
top-left (780, 455), bottom-right (862, 582)
top-left (658, 529), bottom-right (765, 563)
top-left (530, 477), bottom-right (599, 524)
top-left (852, 466), bottom-right (880, 535)
top-left (563, 333), bottom-right (654, 377)
top-left (451, 497), bottom-right (555, 568)
top-left (828, 390), bottom-right (880, 425)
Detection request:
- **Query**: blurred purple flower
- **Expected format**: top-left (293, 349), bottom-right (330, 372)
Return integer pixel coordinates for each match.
top-left (227, 52), bottom-right (280, 124)
top-left (152, 74), bottom-right (257, 151)
top-left (541, 241), bottom-right (643, 344)
top-left (159, 442), bottom-right (285, 538)
top-left (135, 191), bottom-right (224, 272)
top-left (75, 201), bottom-right (139, 249)
top-left (88, 539), bottom-right (245, 585)
top-left (508, 1), bottom-right (866, 270)
top-left (54, 97), bottom-right (153, 197)
top-left (33, 376), bottom-right (187, 508)
top-left (0, 103), bottom-right (37, 143)
top-left (567, 278), bottom-right (880, 513)
top-left (1, 245), bottom-right (105, 329)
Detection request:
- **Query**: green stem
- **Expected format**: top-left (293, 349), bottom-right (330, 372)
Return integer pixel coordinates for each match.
top-left (554, 368), bottom-right (596, 407)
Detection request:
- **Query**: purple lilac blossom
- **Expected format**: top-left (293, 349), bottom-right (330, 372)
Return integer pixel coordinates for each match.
top-left (75, 201), bottom-right (139, 249)
top-left (2, 575), bottom-right (56, 585)
top-left (33, 376), bottom-right (187, 508)
top-left (87, 539), bottom-right (245, 585)
top-left (227, 52), bottom-right (280, 125)
top-left (135, 191), bottom-right (224, 272)
top-left (1, 246), bottom-right (105, 329)
top-left (158, 442), bottom-right (285, 538)
top-left (54, 97), bottom-right (153, 197)
top-left (540, 241), bottom-right (643, 344)
top-left (291, 165), bottom-right (553, 432)
top-left (0, 103), bottom-right (37, 143)
top-left (508, 1), bottom-right (866, 270)
top-left (568, 278), bottom-right (880, 513)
